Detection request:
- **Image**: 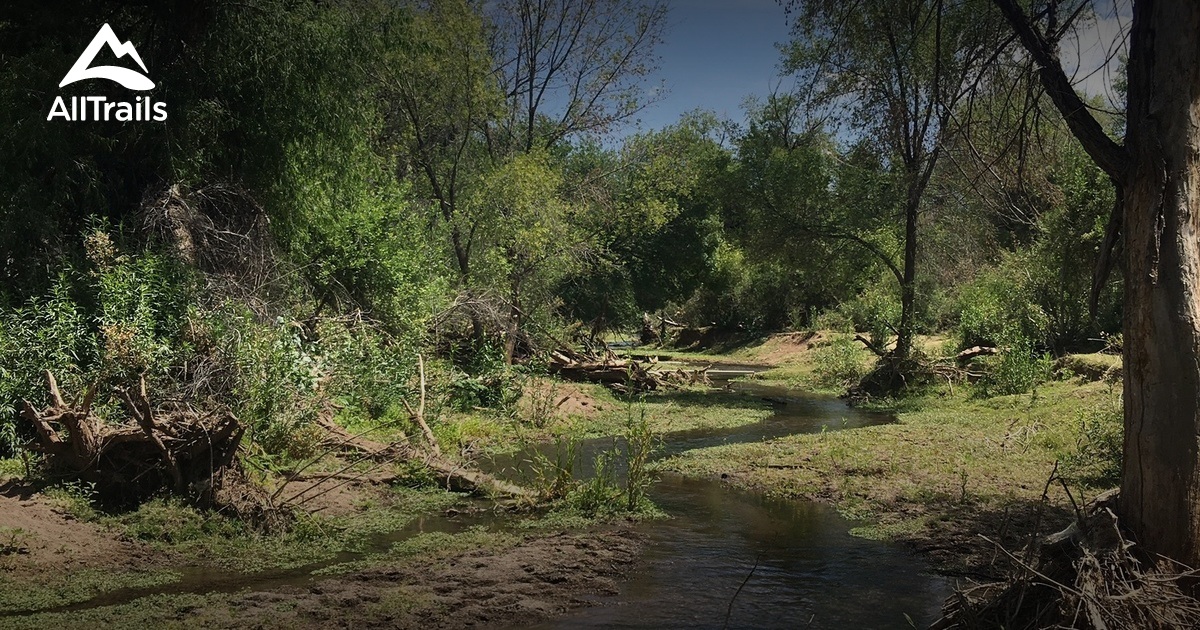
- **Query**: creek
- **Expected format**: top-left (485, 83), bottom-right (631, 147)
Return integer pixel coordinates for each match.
top-left (497, 368), bottom-right (953, 628)
top-left (4, 368), bottom-right (952, 628)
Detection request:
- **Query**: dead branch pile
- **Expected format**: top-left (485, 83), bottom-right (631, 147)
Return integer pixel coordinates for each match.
top-left (548, 349), bottom-right (659, 393)
top-left (140, 183), bottom-right (283, 316)
top-left (547, 347), bottom-right (710, 393)
top-left (933, 492), bottom-right (1200, 629)
top-left (655, 365), bottom-right (712, 388)
top-left (277, 356), bottom-right (532, 508)
top-left (20, 371), bottom-right (245, 506)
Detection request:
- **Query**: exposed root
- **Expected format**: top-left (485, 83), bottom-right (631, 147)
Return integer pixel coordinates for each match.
top-left (21, 371), bottom-right (247, 508)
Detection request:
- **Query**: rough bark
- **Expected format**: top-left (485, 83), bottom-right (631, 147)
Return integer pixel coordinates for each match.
top-left (896, 195), bottom-right (920, 359)
top-left (996, 0), bottom-right (1200, 568)
top-left (1118, 0), bottom-right (1200, 567)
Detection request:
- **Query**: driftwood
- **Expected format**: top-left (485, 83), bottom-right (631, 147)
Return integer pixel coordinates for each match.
top-left (548, 347), bottom-right (714, 393)
top-left (656, 365), bottom-right (712, 388)
top-left (957, 345), bottom-right (1000, 363)
top-left (20, 371), bottom-right (244, 504)
top-left (933, 491), bottom-right (1200, 630)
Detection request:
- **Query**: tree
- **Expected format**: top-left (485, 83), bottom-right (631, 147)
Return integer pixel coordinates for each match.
top-left (487, 0), bottom-right (669, 153)
top-left (466, 150), bottom-right (583, 361)
top-left (727, 95), bottom-right (902, 331)
top-left (555, 113), bottom-right (728, 335)
top-left (378, 0), bottom-right (668, 346)
top-left (782, 0), bottom-right (1005, 359)
top-left (995, 0), bottom-right (1200, 566)
top-left (374, 0), bottom-right (498, 289)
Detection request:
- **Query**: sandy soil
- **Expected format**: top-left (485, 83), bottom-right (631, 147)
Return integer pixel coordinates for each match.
top-left (0, 474), bottom-right (641, 628)
top-left (0, 480), bottom-right (155, 573)
top-left (749, 331), bottom-right (825, 365)
top-left (185, 528), bottom-right (642, 629)
top-left (518, 378), bottom-right (608, 419)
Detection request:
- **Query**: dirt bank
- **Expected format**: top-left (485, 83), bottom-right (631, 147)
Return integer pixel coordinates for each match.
top-left (0, 466), bottom-right (643, 629)
top-left (191, 528), bottom-right (641, 629)
top-left (0, 480), bottom-right (159, 574)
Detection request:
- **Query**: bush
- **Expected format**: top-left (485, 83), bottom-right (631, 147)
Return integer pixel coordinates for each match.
top-left (957, 262), bottom-right (1049, 350)
top-left (446, 341), bottom-right (522, 412)
top-left (812, 334), bottom-right (869, 387)
top-left (0, 227), bottom-right (197, 455)
top-left (1061, 399), bottom-right (1123, 488)
top-left (837, 277), bottom-right (901, 347)
top-left (976, 332), bottom-right (1053, 397)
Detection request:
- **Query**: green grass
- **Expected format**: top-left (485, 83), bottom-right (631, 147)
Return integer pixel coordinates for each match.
top-left (0, 568), bottom-right (182, 615)
top-left (313, 526), bottom-right (520, 575)
top-left (438, 381), bottom-right (775, 456)
top-left (663, 377), bottom-right (1121, 561)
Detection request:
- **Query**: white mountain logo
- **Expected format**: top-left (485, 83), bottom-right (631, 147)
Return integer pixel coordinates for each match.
top-left (59, 23), bottom-right (154, 91)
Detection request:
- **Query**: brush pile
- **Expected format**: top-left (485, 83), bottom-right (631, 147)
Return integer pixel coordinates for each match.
top-left (21, 370), bottom-right (245, 506)
top-left (933, 492), bottom-right (1200, 629)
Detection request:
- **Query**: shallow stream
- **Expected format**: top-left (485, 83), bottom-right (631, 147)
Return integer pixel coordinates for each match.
top-left (7, 368), bottom-right (953, 627)
top-left (497, 368), bottom-right (953, 628)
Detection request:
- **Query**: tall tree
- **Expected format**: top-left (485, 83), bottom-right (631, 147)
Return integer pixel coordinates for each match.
top-left (374, 0), bottom-right (498, 288)
top-left (994, 0), bottom-right (1200, 566)
top-left (782, 0), bottom-right (1005, 359)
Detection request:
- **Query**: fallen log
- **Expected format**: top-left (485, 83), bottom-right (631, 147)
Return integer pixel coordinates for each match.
top-left (956, 345), bottom-right (1000, 363)
top-left (308, 415), bottom-right (531, 500)
top-left (655, 365), bottom-right (712, 388)
top-left (549, 356), bottom-right (661, 392)
top-left (21, 371), bottom-right (244, 505)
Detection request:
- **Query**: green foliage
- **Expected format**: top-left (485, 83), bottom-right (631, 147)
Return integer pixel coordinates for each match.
top-left (976, 333), bottom-right (1054, 398)
top-left (622, 404), bottom-right (657, 513)
top-left (446, 341), bottom-right (522, 411)
top-left (1061, 399), bottom-right (1124, 488)
top-left (812, 335), bottom-right (870, 387)
top-left (543, 402), bottom-right (659, 518)
top-left (957, 262), bottom-right (1050, 350)
top-left (837, 276), bottom-right (902, 347)
top-left (0, 227), bottom-right (197, 454)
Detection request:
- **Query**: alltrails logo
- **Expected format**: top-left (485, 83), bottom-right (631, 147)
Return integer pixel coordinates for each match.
top-left (47, 23), bottom-right (167, 122)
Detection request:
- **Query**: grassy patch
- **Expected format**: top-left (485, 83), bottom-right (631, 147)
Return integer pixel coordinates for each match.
top-left (0, 458), bottom-right (26, 480)
top-left (663, 378), bottom-right (1121, 571)
top-left (440, 382), bottom-right (775, 456)
top-left (0, 568), bottom-right (182, 615)
top-left (314, 526), bottom-right (519, 575)
top-left (82, 486), bottom-right (463, 574)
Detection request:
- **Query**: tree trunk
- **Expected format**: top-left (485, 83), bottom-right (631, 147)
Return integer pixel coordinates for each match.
top-left (504, 282), bottom-right (521, 365)
top-left (1118, 0), bottom-right (1200, 567)
top-left (895, 193), bottom-right (920, 359)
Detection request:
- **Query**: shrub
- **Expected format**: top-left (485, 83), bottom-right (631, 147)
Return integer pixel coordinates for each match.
top-left (1061, 399), bottom-right (1123, 488)
top-left (812, 334), bottom-right (869, 387)
top-left (976, 332), bottom-right (1053, 397)
top-left (0, 227), bottom-right (197, 456)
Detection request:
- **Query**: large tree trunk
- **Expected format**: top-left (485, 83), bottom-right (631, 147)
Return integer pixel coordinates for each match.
top-left (1119, 0), bottom-right (1200, 567)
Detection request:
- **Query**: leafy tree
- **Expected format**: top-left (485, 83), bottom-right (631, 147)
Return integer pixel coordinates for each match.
top-left (781, 0), bottom-right (1007, 358)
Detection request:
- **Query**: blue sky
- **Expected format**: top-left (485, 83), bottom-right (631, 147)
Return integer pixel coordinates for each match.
top-left (625, 0), bottom-right (1127, 135)
top-left (630, 0), bottom-right (793, 132)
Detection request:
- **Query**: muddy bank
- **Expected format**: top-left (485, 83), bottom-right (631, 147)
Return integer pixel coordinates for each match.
top-left (0, 526), bottom-right (642, 629)
top-left (177, 529), bottom-right (641, 629)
